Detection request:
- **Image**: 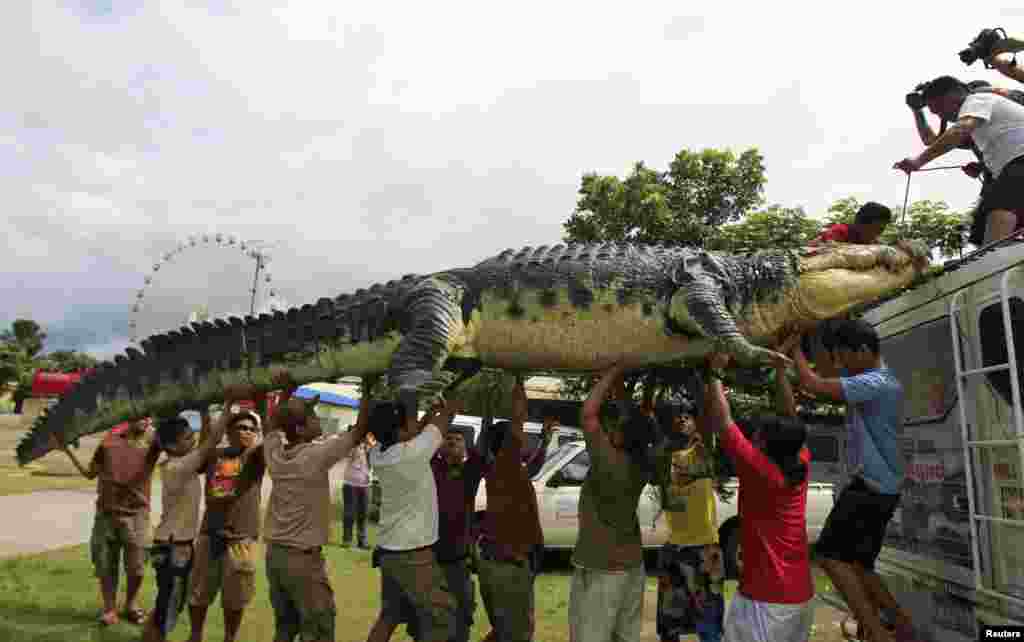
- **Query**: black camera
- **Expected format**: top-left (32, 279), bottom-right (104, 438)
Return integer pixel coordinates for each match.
top-left (906, 81), bottom-right (930, 110)
top-left (959, 27), bottom-right (1006, 66)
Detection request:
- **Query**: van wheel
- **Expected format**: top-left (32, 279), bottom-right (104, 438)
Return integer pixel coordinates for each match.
top-left (722, 525), bottom-right (741, 580)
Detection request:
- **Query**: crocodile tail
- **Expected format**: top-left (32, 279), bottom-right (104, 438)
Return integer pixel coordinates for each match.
top-left (15, 275), bottom-right (426, 465)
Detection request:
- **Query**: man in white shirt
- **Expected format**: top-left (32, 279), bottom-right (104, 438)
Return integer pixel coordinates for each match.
top-left (895, 75), bottom-right (1024, 244)
top-left (365, 396), bottom-right (462, 642)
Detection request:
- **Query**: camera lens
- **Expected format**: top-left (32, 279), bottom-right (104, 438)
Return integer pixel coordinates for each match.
top-left (959, 47), bottom-right (977, 64)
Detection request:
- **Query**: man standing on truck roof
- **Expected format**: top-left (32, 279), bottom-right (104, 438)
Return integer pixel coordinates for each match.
top-left (791, 319), bottom-right (923, 642)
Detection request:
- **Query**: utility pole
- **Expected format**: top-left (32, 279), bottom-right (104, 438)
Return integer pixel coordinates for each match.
top-left (249, 252), bottom-right (264, 316)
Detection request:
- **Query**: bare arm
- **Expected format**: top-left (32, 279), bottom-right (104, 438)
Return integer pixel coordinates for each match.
top-left (704, 358), bottom-right (734, 436)
top-left (424, 396), bottom-right (462, 440)
top-left (56, 439), bottom-right (100, 479)
top-left (775, 365), bottom-right (798, 418)
top-left (912, 109), bottom-right (939, 146)
top-left (582, 365), bottom-right (626, 436)
top-left (991, 54), bottom-right (1024, 83)
top-left (793, 346), bottom-right (845, 401)
top-left (913, 117), bottom-right (980, 167)
top-left (773, 335), bottom-right (799, 418)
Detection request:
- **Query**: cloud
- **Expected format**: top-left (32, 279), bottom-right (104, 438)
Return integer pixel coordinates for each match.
top-left (3, 2), bottom-right (1021, 356)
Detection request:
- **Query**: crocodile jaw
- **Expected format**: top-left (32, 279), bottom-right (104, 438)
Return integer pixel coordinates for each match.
top-left (792, 242), bottom-right (927, 326)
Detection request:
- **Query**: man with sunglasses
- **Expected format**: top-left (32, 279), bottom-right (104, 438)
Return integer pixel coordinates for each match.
top-left (261, 371), bottom-right (376, 642)
top-left (187, 390), bottom-right (266, 642)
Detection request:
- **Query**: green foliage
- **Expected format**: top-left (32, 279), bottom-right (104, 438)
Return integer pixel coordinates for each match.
top-left (0, 320), bottom-right (46, 359)
top-left (708, 205), bottom-right (820, 254)
top-left (37, 350), bottom-right (98, 373)
top-left (563, 148), bottom-right (767, 246)
top-left (456, 369), bottom-right (518, 418)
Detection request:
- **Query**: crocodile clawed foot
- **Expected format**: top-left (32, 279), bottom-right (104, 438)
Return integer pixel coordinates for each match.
top-left (394, 371), bottom-right (459, 413)
top-left (725, 341), bottom-right (791, 368)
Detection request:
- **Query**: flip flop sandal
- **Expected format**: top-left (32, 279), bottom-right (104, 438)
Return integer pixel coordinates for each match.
top-left (122, 608), bottom-right (146, 625)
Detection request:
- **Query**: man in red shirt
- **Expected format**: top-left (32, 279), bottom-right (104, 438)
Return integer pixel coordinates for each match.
top-left (702, 352), bottom-right (815, 642)
top-left (54, 417), bottom-right (161, 627)
top-left (813, 202), bottom-right (893, 245)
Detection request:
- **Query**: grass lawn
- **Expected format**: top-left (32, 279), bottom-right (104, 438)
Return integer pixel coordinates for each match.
top-left (0, 518), bottom-right (845, 642)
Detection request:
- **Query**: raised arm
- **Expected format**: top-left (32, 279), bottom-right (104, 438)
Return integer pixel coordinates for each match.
top-left (306, 375), bottom-right (377, 469)
top-left (895, 115), bottom-right (981, 173)
top-left (910, 106), bottom-right (939, 146)
top-left (792, 344), bottom-right (845, 402)
top-left (773, 335), bottom-right (799, 418)
top-left (990, 37), bottom-right (1024, 83)
top-left (582, 364), bottom-right (626, 437)
top-left (704, 354), bottom-right (735, 435)
top-left (50, 433), bottom-right (100, 480)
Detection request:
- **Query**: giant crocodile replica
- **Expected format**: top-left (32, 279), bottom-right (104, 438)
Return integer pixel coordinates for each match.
top-left (17, 240), bottom-right (929, 464)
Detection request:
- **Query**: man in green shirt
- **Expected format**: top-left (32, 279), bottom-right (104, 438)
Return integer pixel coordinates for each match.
top-left (569, 363), bottom-right (657, 642)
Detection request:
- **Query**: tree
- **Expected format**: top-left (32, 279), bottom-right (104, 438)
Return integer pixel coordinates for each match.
top-left (0, 319), bottom-right (98, 413)
top-left (0, 319), bottom-right (46, 359)
top-left (43, 350), bottom-right (99, 373)
top-left (563, 148), bottom-right (767, 247)
top-left (707, 205), bottom-right (821, 254)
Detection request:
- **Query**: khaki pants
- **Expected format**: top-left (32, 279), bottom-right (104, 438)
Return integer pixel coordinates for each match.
top-left (378, 547), bottom-right (455, 642)
top-left (477, 555), bottom-right (535, 642)
top-left (568, 564), bottom-right (646, 642)
top-left (188, 535), bottom-right (256, 610)
top-left (266, 543), bottom-right (336, 642)
top-left (90, 511), bottom-right (150, 580)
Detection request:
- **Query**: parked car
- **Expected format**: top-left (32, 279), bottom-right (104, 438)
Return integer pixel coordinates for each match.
top-left (475, 433), bottom-right (840, 579)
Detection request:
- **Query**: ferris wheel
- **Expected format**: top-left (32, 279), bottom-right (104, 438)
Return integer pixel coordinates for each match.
top-left (128, 233), bottom-right (283, 344)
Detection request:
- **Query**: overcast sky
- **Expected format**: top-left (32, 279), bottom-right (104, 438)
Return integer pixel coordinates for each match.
top-left (4, 2), bottom-right (1024, 358)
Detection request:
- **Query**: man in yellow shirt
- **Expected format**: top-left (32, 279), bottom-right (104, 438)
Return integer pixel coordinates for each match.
top-left (653, 406), bottom-right (724, 642)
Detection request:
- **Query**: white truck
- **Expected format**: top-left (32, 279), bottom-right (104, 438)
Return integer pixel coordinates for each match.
top-left (818, 240), bottom-right (1024, 640)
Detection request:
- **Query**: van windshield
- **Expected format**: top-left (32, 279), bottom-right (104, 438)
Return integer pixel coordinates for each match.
top-left (532, 442), bottom-right (580, 481)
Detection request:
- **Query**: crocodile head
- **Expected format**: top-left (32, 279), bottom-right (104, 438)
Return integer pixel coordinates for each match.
top-left (793, 240), bottom-right (929, 319)
top-left (697, 240), bottom-right (931, 351)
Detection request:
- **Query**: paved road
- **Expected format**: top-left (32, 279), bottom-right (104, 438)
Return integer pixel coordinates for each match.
top-left (0, 463), bottom-right (349, 559)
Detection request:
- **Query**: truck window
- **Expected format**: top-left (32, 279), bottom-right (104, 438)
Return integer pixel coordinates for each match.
top-left (880, 317), bottom-right (959, 425)
top-left (979, 297), bottom-right (1024, 410)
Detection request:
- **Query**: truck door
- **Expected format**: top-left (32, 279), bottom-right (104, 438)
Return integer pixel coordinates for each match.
top-left (960, 293), bottom-right (1024, 606)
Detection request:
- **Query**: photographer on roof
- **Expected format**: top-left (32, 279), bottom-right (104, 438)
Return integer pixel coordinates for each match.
top-left (895, 75), bottom-right (1024, 245)
top-left (960, 27), bottom-right (1024, 84)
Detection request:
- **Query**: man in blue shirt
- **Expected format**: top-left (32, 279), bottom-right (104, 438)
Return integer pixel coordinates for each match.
top-left (792, 319), bottom-right (922, 642)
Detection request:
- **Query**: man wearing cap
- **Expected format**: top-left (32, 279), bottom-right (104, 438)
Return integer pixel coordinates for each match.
top-left (187, 392), bottom-right (266, 642)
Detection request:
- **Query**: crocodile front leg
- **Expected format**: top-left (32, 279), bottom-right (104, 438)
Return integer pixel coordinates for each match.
top-left (677, 278), bottom-right (785, 367)
top-left (389, 276), bottom-right (469, 415)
